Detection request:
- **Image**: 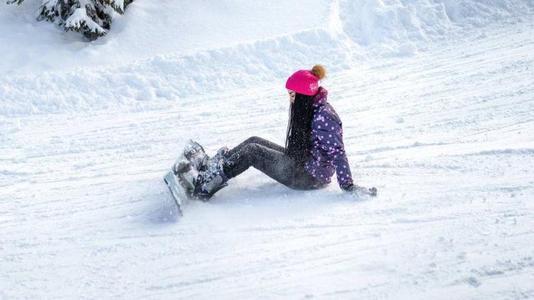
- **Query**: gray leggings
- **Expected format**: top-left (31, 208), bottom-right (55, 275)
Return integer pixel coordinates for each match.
top-left (223, 136), bottom-right (323, 190)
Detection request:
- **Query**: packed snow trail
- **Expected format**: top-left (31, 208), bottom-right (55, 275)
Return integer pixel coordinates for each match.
top-left (2, 19), bottom-right (534, 298)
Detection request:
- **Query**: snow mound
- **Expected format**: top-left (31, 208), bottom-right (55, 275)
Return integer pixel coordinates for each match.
top-left (0, 28), bottom-right (354, 116)
top-left (339, 0), bottom-right (534, 55)
top-left (0, 0), bottom-right (533, 116)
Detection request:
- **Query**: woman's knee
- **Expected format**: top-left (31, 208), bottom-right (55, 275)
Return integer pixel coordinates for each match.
top-left (240, 143), bottom-right (265, 165)
top-left (244, 136), bottom-right (263, 145)
top-left (242, 142), bottom-right (261, 155)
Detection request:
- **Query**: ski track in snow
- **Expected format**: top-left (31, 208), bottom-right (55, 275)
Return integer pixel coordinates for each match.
top-left (2, 10), bottom-right (534, 300)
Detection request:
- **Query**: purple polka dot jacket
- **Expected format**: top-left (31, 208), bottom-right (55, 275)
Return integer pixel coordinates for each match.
top-left (304, 87), bottom-right (354, 189)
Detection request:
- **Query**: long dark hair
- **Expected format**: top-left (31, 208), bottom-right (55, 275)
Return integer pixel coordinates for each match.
top-left (285, 93), bottom-right (315, 166)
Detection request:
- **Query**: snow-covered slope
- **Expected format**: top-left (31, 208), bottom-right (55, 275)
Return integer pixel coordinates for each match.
top-left (1, 1), bottom-right (534, 299)
top-left (1, 0), bottom-right (533, 116)
top-left (0, 0), bottom-right (330, 74)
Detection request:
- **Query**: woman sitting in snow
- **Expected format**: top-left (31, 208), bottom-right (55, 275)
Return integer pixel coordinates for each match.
top-left (174, 65), bottom-right (376, 199)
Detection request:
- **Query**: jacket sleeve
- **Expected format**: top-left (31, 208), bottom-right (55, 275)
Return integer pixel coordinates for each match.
top-left (313, 110), bottom-right (354, 189)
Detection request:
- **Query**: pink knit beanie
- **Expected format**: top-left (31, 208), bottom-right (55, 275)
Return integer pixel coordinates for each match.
top-left (285, 65), bottom-right (326, 96)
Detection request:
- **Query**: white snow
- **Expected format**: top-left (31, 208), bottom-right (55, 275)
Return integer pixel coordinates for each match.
top-left (1, 0), bottom-right (534, 299)
top-left (0, 0), bottom-right (330, 74)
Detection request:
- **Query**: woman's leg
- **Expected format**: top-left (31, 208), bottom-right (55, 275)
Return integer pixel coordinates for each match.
top-left (225, 136), bottom-right (285, 158)
top-left (224, 142), bottom-right (296, 187)
top-left (250, 136), bottom-right (286, 153)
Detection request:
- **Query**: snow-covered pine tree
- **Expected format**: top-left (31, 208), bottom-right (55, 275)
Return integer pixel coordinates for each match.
top-left (8, 0), bottom-right (133, 40)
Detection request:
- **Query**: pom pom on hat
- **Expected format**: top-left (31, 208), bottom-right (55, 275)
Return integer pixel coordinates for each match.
top-left (311, 64), bottom-right (326, 80)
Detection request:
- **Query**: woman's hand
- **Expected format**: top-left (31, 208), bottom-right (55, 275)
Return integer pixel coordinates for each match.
top-left (342, 184), bottom-right (378, 196)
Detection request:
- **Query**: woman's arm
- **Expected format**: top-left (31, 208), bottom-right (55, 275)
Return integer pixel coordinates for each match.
top-left (313, 110), bottom-right (354, 189)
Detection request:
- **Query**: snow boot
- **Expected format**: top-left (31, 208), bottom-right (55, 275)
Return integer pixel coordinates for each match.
top-left (181, 140), bottom-right (209, 172)
top-left (171, 159), bottom-right (197, 198)
top-left (173, 140), bottom-right (229, 173)
top-left (192, 149), bottom-right (230, 200)
top-left (170, 140), bottom-right (208, 198)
